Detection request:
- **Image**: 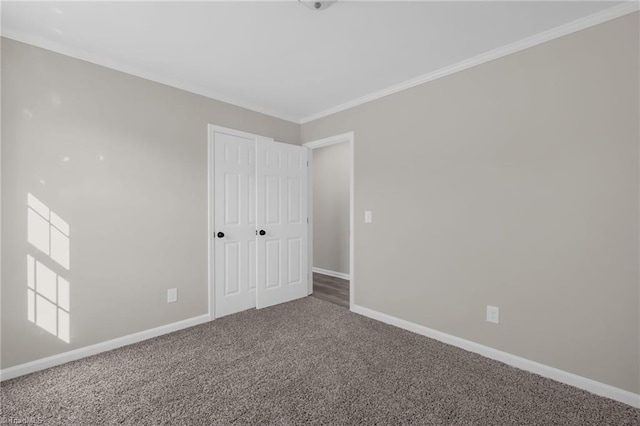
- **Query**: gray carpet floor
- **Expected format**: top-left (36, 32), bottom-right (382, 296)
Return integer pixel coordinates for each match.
top-left (1, 297), bottom-right (638, 425)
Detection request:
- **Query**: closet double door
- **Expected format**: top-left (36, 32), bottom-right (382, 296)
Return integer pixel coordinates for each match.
top-left (212, 127), bottom-right (308, 318)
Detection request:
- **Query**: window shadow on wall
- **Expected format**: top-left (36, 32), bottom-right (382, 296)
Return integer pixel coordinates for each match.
top-left (26, 193), bottom-right (70, 343)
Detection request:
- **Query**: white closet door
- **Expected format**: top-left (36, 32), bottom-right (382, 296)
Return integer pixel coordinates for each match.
top-left (213, 130), bottom-right (260, 318)
top-left (256, 140), bottom-right (308, 309)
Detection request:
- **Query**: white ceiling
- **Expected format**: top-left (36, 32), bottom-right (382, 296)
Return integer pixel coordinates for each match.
top-left (1, 1), bottom-right (630, 123)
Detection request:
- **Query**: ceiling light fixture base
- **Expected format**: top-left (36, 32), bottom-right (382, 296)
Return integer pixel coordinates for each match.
top-left (298, 0), bottom-right (337, 11)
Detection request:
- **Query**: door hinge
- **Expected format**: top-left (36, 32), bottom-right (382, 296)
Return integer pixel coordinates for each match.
top-left (307, 161), bottom-right (309, 167)
top-left (307, 217), bottom-right (309, 223)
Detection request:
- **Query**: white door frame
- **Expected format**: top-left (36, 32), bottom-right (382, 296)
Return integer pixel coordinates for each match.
top-left (303, 132), bottom-right (355, 310)
top-left (207, 124), bottom-right (273, 320)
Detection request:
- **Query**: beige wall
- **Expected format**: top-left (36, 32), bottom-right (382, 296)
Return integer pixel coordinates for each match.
top-left (0, 38), bottom-right (299, 369)
top-left (312, 142), bottom-right (350, 275)
top-left (302, 14), bottom-right (640, 393)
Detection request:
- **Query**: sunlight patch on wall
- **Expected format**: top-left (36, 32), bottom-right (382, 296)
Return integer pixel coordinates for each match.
top-left (27, 194), bottom-right (70, 270)
top-left (26, 194), bottom-right (71, 343)
top-left (26, 256), bottom-right (71, 343)
top-left (27, 206), bottom-right (50, 255)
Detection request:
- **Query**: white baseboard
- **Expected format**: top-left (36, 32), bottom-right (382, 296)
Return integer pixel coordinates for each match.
top-left (312, 267), bottom-right (350, 281)
top-left (350, 304), bottom-right (640, 409)
top-left (0, 314), bottom-right (210, 382)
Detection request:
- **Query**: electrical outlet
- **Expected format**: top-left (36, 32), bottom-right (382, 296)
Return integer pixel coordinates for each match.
top-left (364, 210), bottom-right (372, 223)
top-left (167, 288), bottom-right (178, 303)
top-left (486, 305), bottom-right (499, 324)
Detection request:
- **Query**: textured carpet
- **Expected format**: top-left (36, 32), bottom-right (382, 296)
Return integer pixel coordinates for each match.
top-left (1, 297), bottom-right (638, 425)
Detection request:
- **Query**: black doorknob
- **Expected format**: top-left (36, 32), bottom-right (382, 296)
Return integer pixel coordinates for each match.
top-left (217, 232), bottom-right (224, 238)
top-left (259, 230), bottom-right (266, 236)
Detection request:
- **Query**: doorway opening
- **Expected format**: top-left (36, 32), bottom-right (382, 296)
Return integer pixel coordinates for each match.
top-left (304, 132), bottom-right (354, 310)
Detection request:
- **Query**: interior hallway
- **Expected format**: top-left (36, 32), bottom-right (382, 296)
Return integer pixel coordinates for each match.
top-left (311, 272), bottom-right (349, 308)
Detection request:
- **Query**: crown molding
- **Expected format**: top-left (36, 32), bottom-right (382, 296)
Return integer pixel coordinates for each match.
top-left (299, 1), bottom-right (640, 124)
top-left (0, 29), bottom-right (301, 124)
top-left (2, 2), bottom-right (637, 126)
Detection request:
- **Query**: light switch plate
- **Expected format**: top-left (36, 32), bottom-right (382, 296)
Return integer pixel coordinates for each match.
top-left (167, 288), bottom-right (178, 303)
top-left (486, 305), bottom-right (499, 324)
top-left (364, 210), bottom-right (372, 223)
